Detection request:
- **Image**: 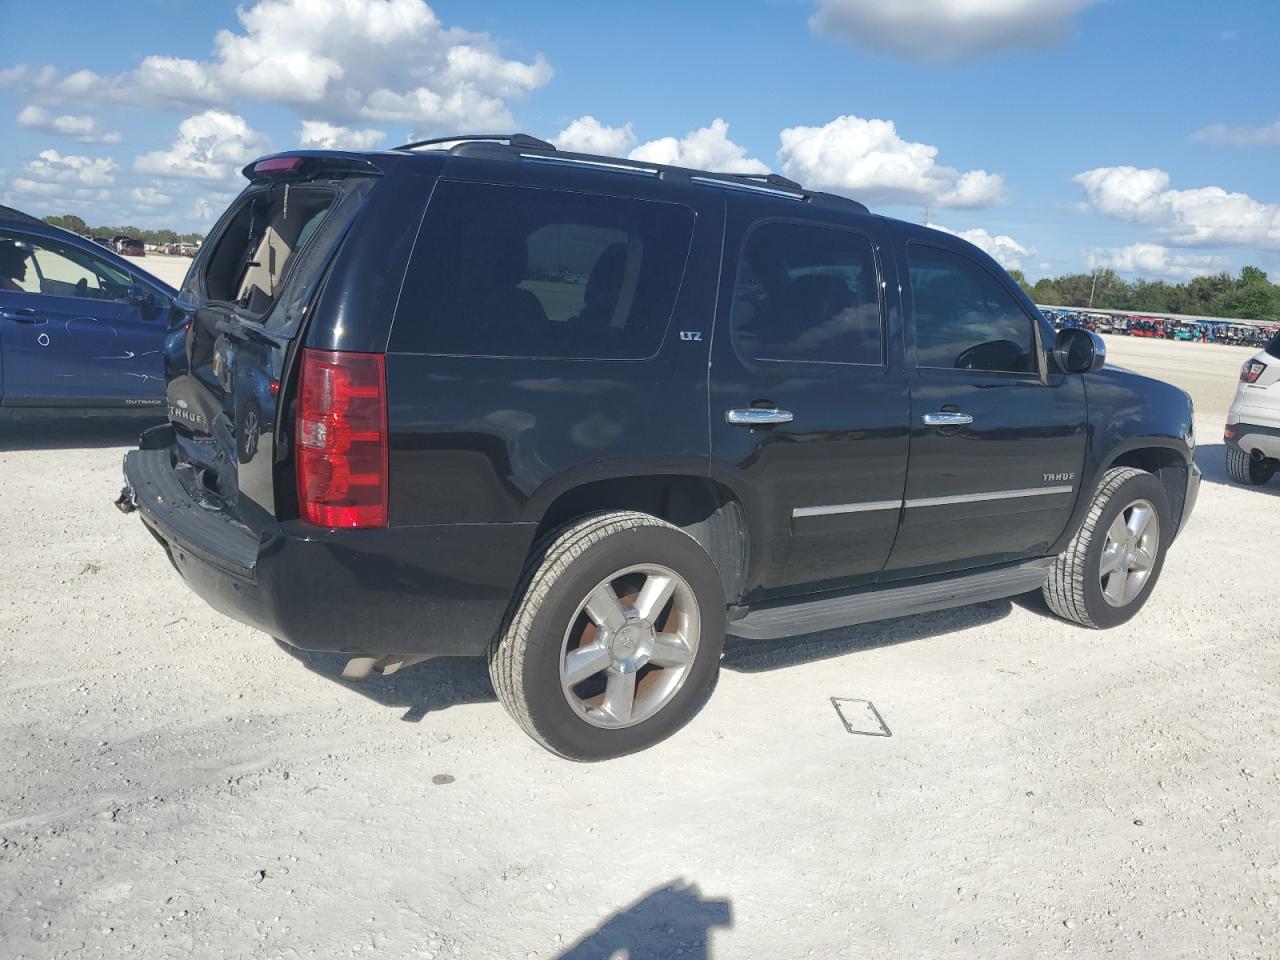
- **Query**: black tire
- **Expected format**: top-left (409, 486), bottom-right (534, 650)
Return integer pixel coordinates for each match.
top-left (1226, 446), bottom-right (1276, 486)
top-left (489, 511), bottom-right (726, 761)
top-left (1042, 467), bottom-right (1172, 629)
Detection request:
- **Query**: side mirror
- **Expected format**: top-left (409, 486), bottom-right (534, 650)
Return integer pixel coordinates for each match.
top-left (126, 284), bottom-right (156, 308)
top-left (1054, 327), bottom-right (1106, 374)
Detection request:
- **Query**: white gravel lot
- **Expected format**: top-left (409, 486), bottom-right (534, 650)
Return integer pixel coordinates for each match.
top-left (1, 336), bottom-right (1276, 960)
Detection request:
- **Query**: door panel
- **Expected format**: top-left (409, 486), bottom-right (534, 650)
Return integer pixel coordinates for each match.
top-left (709, 206), bottom-right (909, 601)
top-left (883, 370), bottom-right (1087, 576)
top-left (0, 230), bottom-right (165, 405)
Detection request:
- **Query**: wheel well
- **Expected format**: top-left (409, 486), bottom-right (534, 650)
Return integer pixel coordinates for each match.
top-left (535, 476), bottom-right (748, 602)
top-left (1107, 447), bottom-right (1190, 530)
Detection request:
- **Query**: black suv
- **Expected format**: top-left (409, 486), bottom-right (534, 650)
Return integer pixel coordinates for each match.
top-left (118, 135), bottom-right (1200, 760)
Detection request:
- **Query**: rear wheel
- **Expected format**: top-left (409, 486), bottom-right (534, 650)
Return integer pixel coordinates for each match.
top-left (489, 511), bottom-right (725, 761)
top-left (1043, 467), bottom-right (1172, 629)
top-left (1226, 446), bottom-right (1276, 486)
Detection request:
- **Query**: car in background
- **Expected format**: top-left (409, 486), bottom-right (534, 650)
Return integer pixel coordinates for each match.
top-left (1225, 329), bottom-right (1280, 486)
top-left (0, 205), bottom-right (184, 417)
top-left (116, 237), bottom-right (146, 257)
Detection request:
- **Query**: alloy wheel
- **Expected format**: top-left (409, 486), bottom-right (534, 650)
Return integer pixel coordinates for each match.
top-left (1098, 498), bottom-right (1160, 607)
top-left (559, 563), bottom-right (701, 729)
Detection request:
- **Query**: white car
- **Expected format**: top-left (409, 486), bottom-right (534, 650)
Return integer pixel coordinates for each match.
top-left (1225, 330), bottom-right (1280, 486)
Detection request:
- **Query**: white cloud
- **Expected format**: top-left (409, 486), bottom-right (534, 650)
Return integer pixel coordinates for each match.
top-left (1193, 120), bottom-right (1280, 147)
top-left (24, 149), bottom-right (118, 186)
top-left (628, 119), bottom-right (769, 174)
top-left (297, 120), bottom-right (386, 151)
top-left (130, 185), bottom-right (174, 207)
top-left (4, 0), bottom-right (551, 133)
top-left (135, 111), bottom-right (268, 182)
top-left (777, 115), bottom-right (1004, 208)
top-left (12, 178), bottom-right (62, 197)
top-left (16, 105), bottom-right (122, 144)
top-left (930, 223), bottom-right (1031, 270)
top-left (811, 0), bottom-right (1100, 64)
top-left (1085, 243), bottom-right (1231, 280)
top-left (553, 116), bottom-right (637, 156)
top-left (1074, 165), bottom-right (1280, 248)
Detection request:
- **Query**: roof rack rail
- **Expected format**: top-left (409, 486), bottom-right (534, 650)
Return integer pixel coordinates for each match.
top-left (393, 133), bottom-right (556, 152)
top-left (711, 172), bottom-right (804, 192)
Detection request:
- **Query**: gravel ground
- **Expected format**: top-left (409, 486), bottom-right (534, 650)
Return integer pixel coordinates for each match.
top-left (1, 336), bottom-right (1276, 960)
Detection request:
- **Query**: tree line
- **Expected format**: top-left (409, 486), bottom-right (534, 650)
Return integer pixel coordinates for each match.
top-left (42, 214), bottom-right (204, 246)
top-left (1008, 265), bottom-right (1280, 323)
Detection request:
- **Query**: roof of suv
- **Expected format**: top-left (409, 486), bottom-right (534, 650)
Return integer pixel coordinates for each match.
top-left (245, 133), bottom-right (872, 217)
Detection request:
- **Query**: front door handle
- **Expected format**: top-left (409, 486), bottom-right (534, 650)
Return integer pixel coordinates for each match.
top-left (922, 412), bottom-right (974, 427)
top-left (1, 308), bottom-right (46, 324)
top-left (727, 407), bottom-right (794, 426)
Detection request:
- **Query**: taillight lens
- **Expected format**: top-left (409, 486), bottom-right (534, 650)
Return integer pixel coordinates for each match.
top-left (295, 349), bottom-right (388, 528)
top-left (1241, 360), bottom-right (1266, 384)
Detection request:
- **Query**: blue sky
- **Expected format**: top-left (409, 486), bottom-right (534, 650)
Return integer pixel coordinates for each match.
top-left (4, 0), bottom-right (1279, 281)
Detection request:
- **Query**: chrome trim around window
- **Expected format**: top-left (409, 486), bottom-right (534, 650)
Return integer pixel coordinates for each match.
top-left (792, 499), bottom-right (904, 518)
top-left (905, 485), bottom-right (1075, 509)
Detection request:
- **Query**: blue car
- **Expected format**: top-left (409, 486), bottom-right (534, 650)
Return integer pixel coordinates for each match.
top-left (0, 206), bottom-right (183, 416)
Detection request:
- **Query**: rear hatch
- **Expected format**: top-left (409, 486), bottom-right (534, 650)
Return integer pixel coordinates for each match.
top-left (165, 153), bottom-right (382, 535)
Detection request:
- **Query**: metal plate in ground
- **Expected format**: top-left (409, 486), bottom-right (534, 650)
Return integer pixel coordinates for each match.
top-left (830, 697), bottom-right (891, 737)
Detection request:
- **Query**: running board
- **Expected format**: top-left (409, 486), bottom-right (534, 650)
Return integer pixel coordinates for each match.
top-left (727, 559), bottom-right (1054, 641)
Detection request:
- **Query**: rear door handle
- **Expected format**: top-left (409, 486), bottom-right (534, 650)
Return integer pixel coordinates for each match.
top-left (727, 407), bottom-right (794, 425)
top-left (922, 412), bottom-right (974, 427)
top-left (1, 307), bottom-right (46, 324)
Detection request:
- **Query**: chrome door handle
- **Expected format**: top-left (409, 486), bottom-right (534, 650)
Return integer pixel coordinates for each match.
top-left (922, 412), bottom-right (974, 427)
top-left (727, 407), bottom-right (794, 425)
top-left (1, 308), bottom-right (45, 324)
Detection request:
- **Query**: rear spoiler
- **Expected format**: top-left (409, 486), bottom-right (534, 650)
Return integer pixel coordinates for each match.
top-left (241, 152), bottom-right (384, 183)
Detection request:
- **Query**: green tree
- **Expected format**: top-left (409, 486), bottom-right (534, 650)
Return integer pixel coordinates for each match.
top-left (43, 214), bottom-right (87, 234)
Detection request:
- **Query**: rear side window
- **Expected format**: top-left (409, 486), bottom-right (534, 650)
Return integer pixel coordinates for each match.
top-left (1267, 330), bottom-right (1280, 360)
top-left (908, 244), bottom-right (1037, 374)
top-left (731, 221), bottom-right (883, 366)
top-left (202, 185), bottom-right (336, 316)
top-left (391, 180), bottom-right (695, 359)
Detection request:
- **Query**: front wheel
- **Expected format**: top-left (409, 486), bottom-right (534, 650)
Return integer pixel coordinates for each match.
top-left (1226, 446), bottom-right (1276, 486)
top-left (489, 512), bottom-right (726, 761)
top-left (1043, 467), bottom-right (1172, 629)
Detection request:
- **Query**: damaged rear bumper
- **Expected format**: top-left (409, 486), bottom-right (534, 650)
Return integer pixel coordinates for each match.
top-left (120, 443), bottom-right (534, 658)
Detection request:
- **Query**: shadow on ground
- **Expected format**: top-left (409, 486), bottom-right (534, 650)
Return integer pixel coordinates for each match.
top-left (276, 643), bottom-right (497, 722)
top-left (1195, 442), bottom-right (1280, 498)
top-left (555, 880), bottom-right (732, 960)
top-left (0, 414), bottom-right (161, 451)
top-left (280, 597), bottom-right (1015, 719)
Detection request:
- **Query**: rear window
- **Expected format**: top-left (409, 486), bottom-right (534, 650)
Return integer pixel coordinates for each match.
top-left (1267, 330), bottom-right (1280, 360)
top-left (202, 185), bottom-right (336, 315)
top-left (390, 180), bottom-right (695, 360)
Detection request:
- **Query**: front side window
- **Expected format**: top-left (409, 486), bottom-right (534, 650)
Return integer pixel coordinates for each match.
top-left (908, 244), bottom-right (1037, 374)
top-left (731, 221), bottom-right (883, 366)
top-left (0, 230), bottom-right (132, 299)
top-left (391, 180), bottom-right (695, 360)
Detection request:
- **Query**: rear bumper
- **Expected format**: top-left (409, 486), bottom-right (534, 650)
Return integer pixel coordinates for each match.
top-left (122, 447), bottom-right (535, 657)
top-left (1225, 418), bottom-right (1280, 460)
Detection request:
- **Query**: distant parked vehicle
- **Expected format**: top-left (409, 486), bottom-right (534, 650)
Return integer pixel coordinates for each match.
top-left (0, 205), bottom-right (184, 416)
top-left (1225, 329), bottom-right (1280, 486)
top-left (116, 237), bottom-right (146, 257)
top-left (91, 236), bottom-right (114, 249)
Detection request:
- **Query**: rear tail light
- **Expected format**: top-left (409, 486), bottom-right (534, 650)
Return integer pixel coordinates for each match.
top-left (1241, 360), bottom-right (1266, 384)
top-left (295, 349), bottom-right (388, 528)
top-left (1225, 424), bottom-right (1239, 441)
